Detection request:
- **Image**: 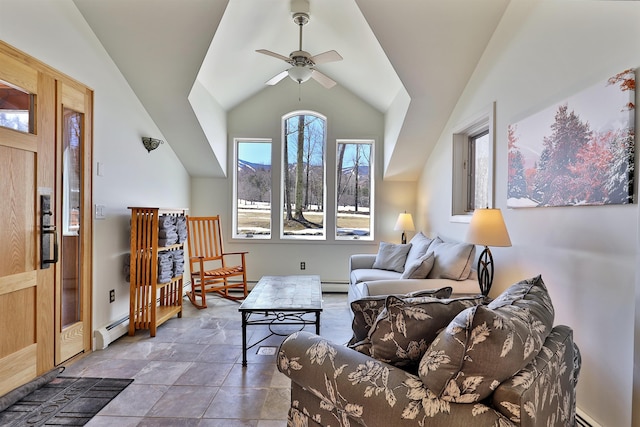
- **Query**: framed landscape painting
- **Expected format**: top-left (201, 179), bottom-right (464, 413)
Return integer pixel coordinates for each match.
top-left (507, 69), bottom-right (635, 208)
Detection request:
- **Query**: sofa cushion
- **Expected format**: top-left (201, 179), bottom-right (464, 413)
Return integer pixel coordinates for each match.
top-left (401, 252), bottom-right (435, 279)
top-left (368, 295), bottom-right (484, 369)
top-left (372, 242), bottom-right (412, 273)
top-left (404, 232), bottom-right (434, 268)
top-left (347, 287), bottom-right (453, 354)
top-left (426, 237), bottom-right (476, 280)
top-left (350, 268), bottom-right (401, 286)
top-left (418, 275), bottom-right (554, 403)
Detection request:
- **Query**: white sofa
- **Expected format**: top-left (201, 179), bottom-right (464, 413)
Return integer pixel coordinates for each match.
top-left (348, 234), bottom-right (481, 305)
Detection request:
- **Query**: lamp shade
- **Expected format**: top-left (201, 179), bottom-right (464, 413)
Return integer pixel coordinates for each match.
top-left (394, 212), bottom-right (415, 232)
top-left (466, 208), bottom-right (511, 247)
top-left (288, 66), bottom-right (313, 83)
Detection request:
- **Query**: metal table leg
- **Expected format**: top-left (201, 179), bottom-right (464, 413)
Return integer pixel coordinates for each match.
top-left (241, 310), bottom-right (248, 367)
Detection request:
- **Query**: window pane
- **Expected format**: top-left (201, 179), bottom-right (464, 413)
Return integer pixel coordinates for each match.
top-left (62, 108), bottom-right (82, 326)
top-left (0, 80), bottom-right (34, 134)
top-left (282, 113), bottom-right (326, 239)
top-left (471, 131), bottom-right (490, 210)
top-left (235, 140), bottom-right (271, 238)
top-left (336, 141), bottom-right (373, 240)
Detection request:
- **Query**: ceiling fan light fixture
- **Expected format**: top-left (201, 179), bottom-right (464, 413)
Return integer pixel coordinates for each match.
top-left (288, 66), bottom-right (313, 83)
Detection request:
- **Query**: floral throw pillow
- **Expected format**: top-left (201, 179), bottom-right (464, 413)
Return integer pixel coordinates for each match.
top-left (418, 275), bottom-right (554, 403)
top-left (347, 287), bottom-right (453, 355)
top-left (368, 295), bottom-right (484, 369)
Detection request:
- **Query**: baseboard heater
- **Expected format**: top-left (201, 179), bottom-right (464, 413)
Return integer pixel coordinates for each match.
top-left (224, 280), bottom-right (349, 293)
top-left (94, 315), bottom-right (129, 350)
top-left (576, 408), bottom-right (600, 427)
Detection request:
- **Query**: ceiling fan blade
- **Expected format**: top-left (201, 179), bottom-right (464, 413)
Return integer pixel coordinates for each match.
top-left (265, 70), bottom-right (289, 86)
top-left (310, 50), bottom-right (343, 65)
top-left (310, 69), bottom-right (337, 89)
top-left (256, 49), bottom-right (291, 63)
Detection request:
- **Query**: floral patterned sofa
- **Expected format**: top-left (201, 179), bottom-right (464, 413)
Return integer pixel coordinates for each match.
top-left (277, 276), bottom-right (581, 427)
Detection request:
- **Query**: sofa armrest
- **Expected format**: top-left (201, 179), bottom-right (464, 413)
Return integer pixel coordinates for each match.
top-left (278, 331), bottom-right (512, 426)
top-left (493, 325), bottom-right (581, 426)
top-left (349, 253), bottom-right (376, 272)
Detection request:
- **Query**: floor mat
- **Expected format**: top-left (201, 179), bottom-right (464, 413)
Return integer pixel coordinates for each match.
top-left (0, 376), bottom-right (133, 426)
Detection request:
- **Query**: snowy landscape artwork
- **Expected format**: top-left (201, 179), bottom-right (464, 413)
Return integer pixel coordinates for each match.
top-left (507, 69), bottom-right (635, 208)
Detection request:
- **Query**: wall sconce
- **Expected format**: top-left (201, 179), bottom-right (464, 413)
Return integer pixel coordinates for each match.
top-left (141, 137), bottom-right (163, 153)
top-left (465, 208), bottom-right (512, 296)
top-left (394, 211), bottom-right (415, 244)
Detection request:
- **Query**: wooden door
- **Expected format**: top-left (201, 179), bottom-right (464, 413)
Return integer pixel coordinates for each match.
top-left (0, 41), bottom-right (93, 395)
top-left (0, 43), bottom-right (56, 396)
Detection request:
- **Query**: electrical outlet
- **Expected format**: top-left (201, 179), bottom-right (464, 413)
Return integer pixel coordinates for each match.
top-left (300, 261), bottom-right (306, 270)
top-left (109, 289), bottom-right (115, 303)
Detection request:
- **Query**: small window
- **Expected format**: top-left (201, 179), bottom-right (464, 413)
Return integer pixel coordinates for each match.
top-left (336, 140), bottom-right (374, 240)
top-left (452, 103), bottom-right (495, 222)
top-left (233, 139), bottom-right (272, 239)
top-left (0, 80), bottom-right (35, 134)
top-left (467, 130), bottom-right (490, 211)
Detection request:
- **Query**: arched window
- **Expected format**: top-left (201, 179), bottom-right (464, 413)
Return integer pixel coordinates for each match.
top-left (281, 111), bottom-right (326, 239)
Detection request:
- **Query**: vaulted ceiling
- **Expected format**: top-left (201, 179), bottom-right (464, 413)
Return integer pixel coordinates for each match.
top-left (73, 0), bottom-right (509, 180)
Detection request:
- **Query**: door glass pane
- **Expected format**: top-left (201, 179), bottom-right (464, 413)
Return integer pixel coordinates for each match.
top-left (62, 108), bottom-right (82, 327)
top-left (0, 80), bottom-right (35, 133)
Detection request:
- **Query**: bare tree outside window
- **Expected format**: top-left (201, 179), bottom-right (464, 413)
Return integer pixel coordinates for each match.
top-left (282, 113), bottom-right (326, 238)
top-left (468, 131), bottom-right (490, 210)
top-left (336, 140), bottom-right (373, 239)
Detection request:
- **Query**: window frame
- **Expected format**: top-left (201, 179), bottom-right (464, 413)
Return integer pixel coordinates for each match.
top-left (467, 129), bottom-right (490, 211)
top-left (232, 137), bottom-right (273, 240)
top-left (451, 103), bottom-right (495, 223)
top-left (335, 139), bottom-right (374, 241)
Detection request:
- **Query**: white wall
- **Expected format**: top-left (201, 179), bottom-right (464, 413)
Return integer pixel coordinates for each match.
top-left (191, 78), bottom-right (417, 285)
top-left (418, 2), bottom-right (640, 426)
top-left (0, 0), bottom-right (191, 338)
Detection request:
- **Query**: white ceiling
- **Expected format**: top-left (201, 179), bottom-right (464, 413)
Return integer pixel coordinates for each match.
top-left (73, 0), bottom-right (509, 180)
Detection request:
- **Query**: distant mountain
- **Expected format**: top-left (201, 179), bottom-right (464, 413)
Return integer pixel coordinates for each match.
top-left (238, 159), bottom-right (271, 172)
top-left (238, 160), bottom-right (369, 177)
top-left (340, 165), bottom-right (370, 176)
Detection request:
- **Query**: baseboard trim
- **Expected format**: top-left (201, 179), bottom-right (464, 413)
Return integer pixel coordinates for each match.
top-left (576, 408), bottom-right (600, 427)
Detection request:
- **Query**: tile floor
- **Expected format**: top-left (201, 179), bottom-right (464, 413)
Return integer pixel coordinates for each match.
top-left (63, 292), bottom-right (352, 426)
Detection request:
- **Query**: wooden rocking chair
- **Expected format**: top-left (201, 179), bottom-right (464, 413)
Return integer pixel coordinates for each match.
top-left (186, 215), bottom-right (248, 309)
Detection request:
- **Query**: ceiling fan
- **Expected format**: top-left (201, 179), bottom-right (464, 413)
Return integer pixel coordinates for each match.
top-left (257, 9), bottom-right (343, 89)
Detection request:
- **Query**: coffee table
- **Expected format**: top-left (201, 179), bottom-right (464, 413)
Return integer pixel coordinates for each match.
top-left (238, 275), bottom-right (322, 366)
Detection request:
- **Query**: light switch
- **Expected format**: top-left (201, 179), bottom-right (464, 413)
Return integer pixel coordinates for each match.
top-left (95, 204), bottom-right (106, 220)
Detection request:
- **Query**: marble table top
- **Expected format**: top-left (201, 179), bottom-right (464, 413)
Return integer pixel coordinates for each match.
top-left (239, 275), bottom-right (322, 312)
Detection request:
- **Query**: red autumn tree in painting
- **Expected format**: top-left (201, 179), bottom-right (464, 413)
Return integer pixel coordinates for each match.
top-left (507, 69), bottom-right (635, 207)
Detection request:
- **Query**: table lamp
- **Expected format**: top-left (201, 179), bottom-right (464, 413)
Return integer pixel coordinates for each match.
top-left (394, 212), bottom-right (415, 244)
top-left (466, 208), bottom-right (511, 296)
